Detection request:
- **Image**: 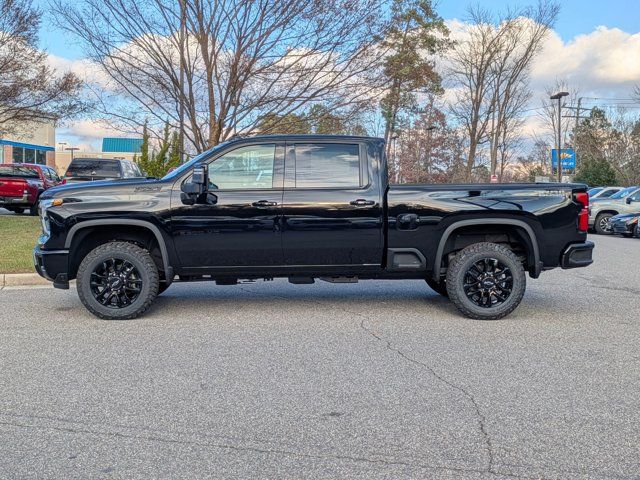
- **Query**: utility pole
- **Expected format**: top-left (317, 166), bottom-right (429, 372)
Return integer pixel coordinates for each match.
top-left (179, 0), bottom-right (186, 164)
top-left (550, 91), bottom-right (569, 182)
top-left (562, 97), bottom-right (592, 170)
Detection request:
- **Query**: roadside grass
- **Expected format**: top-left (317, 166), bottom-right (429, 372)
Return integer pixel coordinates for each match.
top-left (0, 215), bottom-right (41, 273)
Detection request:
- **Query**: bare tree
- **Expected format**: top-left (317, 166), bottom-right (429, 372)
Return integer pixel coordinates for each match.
top-left (52, 0), bottom-right (388, 153)
top-left (0, 0), bottom-right (83, 137)
top-left (447, 1), bottom-right (558, 181)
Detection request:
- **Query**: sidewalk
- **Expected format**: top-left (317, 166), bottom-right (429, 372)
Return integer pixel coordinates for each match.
top-left (0, 273), bottom-right (51, 288)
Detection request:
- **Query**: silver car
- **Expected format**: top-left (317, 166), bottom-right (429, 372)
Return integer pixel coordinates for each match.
top-left (589, 186), bottom-right (640, 234)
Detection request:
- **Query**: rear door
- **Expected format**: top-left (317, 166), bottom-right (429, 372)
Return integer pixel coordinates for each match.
top-left (281, 141), bottom-right (383, 267)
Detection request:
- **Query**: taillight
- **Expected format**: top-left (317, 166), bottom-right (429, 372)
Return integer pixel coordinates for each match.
top-left (575, 192), bottom-right (589, 232)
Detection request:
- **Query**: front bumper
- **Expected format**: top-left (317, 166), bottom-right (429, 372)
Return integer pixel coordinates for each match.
top-left (610, 221), bottom-right (634, 235)
top-left (560, 241), bottom-right (594, 269)
top-left (33, 245), bottom-right (70, 289)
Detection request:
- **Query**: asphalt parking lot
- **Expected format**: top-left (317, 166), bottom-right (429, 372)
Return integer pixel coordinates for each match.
top-left (0, 234), bottom-right (638, 479)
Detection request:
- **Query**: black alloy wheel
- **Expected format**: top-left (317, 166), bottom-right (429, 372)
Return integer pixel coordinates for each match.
top-left (77, 241), bottom-right (159, 319)
top-left (89, 258), bottom-right (142, 308)
top-left (446, 242), bottom-right (526, 320)
top-left (462, 258), bottom-right (513, 308)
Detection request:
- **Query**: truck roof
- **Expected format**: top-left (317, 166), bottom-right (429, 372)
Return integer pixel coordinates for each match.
top-left (229, 134), bottom-right (385, 142)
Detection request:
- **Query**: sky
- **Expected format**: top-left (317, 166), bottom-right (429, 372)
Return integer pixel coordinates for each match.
top-left (34, 0), bottom-right (640, 151)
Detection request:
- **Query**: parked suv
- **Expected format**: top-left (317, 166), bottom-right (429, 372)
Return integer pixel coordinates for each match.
top-left (64, 158), bottom-right (143, 182)
top-left (588, 186), bottom-right (623, 200)
top-left (589, 186), bottom-right (640, 234)
top-left (0, 163), bottom-right (65, 215)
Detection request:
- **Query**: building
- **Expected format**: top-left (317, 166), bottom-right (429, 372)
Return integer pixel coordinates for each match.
top-left (0, 118), bottom-right (56, 167)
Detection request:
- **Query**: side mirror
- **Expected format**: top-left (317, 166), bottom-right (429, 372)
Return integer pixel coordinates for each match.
top-left (626, 197), bottom-right (633, 204)
top-left (181, 162), bottom-right (215, 205)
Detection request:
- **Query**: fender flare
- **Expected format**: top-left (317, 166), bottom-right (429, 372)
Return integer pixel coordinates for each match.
top-left (432, 219), bottom-right (540, 280)
top-left (64, 219), bottom-right (172, 276)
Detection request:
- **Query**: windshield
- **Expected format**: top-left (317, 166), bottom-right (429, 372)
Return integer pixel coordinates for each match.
top-left (588, 187), bottom-right (603, 197)
top-left (161, 141), bottom-right (233, 181)
top-left (0, 165), bottom-right (39, 178)
top-left (66, 159), bottom-right (121, 178)
top-left (610, 187), bottom-right (638, 199)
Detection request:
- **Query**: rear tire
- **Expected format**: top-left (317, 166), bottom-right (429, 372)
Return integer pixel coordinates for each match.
top-left (77, 241), bottom-right (159, 320)
top-left (446, 242), bottom-right (526, 320)
top-left (425, 277), bottom-right (448, 297)
top-left (594, 213), bottom-right (613, 234)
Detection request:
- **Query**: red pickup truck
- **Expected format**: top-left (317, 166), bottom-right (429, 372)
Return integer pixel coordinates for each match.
top-left (0, 163), bottom-right (65, 215)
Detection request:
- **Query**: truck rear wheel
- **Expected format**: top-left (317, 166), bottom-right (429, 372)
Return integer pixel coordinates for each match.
top-left (446, 242), bottom-right (526, 320)
top-left (77, 241), bottom-right (159, 320)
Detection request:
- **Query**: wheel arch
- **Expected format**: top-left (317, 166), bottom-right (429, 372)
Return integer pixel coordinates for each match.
top-left (64, 219), bottom-right (172, 278)
top-left (433, 219), bottom-right (540, 281)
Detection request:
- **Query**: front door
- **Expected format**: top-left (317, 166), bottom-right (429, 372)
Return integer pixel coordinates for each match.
top-left (171, 142), bottom-right (285, 269)
top-left (281, 141), bottom-right (383, 267)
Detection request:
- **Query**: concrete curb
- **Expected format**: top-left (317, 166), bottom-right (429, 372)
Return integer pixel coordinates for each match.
top-left (1, 273), bottom-right (51, 288)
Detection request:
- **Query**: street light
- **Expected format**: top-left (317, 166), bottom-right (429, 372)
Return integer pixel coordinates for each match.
top-left (65, 147), bottom-right (80, 161)
top-left (58, 142), bottom-right (67, 151)
top-left (550, 91), bottom-right (569, 182)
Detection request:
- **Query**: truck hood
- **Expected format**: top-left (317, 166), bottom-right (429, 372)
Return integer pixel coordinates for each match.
top-left (40, 177), bottom-right (163, 200)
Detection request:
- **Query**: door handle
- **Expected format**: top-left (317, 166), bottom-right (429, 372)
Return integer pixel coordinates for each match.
top-left (350, 199), bottom-right (375, 207)
top-left (252, 200), bottom-right (278, 207)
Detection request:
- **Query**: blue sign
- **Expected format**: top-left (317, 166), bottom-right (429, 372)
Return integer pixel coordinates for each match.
top-left (552, 148), bottom-right (576, 172)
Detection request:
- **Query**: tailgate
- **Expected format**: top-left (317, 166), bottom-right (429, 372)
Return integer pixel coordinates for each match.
top-left (0, 178), bottom-right (28, 198)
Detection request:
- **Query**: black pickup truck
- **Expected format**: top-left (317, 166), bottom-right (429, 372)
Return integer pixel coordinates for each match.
top-left (34, 135), bottom-right (593, 320)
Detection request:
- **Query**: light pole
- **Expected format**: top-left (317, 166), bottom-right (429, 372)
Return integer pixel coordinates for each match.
top-left (65, 147), bottom-right (80, 161)
top-left (550, 91), bottom-right (569, 182)
top-left (58, 142), bottom-right (67, 151)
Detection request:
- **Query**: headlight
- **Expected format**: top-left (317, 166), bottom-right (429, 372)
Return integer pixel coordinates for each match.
top-left (39, 199), bottom-right (54, 235)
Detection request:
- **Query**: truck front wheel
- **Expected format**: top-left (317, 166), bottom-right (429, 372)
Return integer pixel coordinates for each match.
top-left (76, 241), bottom-right (159, 320)
top-left (446, 242), bottom-right (526, 320)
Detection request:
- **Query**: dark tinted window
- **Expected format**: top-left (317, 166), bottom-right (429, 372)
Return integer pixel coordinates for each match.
top-left (66, 159), bottom-right (122, 178)
top-left (599, 189), bottom-right (620, 198)
top-left (294, 143), bottom-right (360, 188)
top-left (0, 165), bottom-right (39, 178)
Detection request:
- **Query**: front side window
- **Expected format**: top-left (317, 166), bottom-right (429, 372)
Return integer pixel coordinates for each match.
top-left (208, 144), bottom-right (275, 190)
top-left (294, 143), bottom-right (360, 188)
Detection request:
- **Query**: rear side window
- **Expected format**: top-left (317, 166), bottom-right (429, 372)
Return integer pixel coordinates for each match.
top-left (66, 159), bottom-right (121, 178)
top-left (599, 189), bottom-right (619, 198)
top-left (294, 143), bottom-right (361, 188)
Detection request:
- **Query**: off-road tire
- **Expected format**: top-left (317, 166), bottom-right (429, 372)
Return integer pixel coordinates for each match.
top-left (425, 277), bottom-right (448, 297)
top-left (446, 242), bottom-right (526, 320)
top-left (594, 212), bottom-right (613, 235)
top-left (77, 241), bottom-right (159, 320)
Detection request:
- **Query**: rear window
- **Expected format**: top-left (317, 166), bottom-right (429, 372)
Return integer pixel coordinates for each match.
top-left (66, 159), bottom-right (121, 177)
top-left (610, 187), bottom-right (638, 199)
top-left (587, 187), bottom-right (603, 196)
top-left (0, 165), bottom-right (39, 178)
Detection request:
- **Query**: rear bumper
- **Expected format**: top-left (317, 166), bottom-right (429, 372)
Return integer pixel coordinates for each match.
top-left (560, 241), bottom-right (594, 269)
top-left (0, 192), bottom-right (31, 205)
top-left (33, 245), bottom-right (70, 289)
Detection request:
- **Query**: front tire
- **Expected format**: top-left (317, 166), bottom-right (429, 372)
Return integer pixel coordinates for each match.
top-left (77, 241), bottom-right (159, 320)
top-left (446, 242), bottom-right (526, 320)
top-left (594, 213), bottom-right (613, 234)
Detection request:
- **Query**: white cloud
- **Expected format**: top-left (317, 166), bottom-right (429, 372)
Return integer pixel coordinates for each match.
top-left (57, 119), bottom-right (126, 151)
